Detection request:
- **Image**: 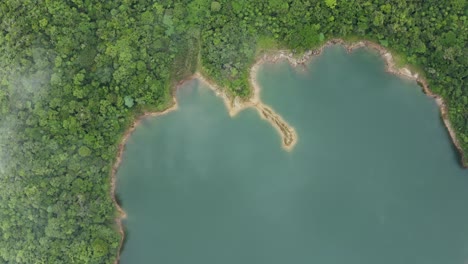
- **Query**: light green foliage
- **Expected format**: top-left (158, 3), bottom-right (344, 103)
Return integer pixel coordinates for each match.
top-left (92, 239), bottom-right (109, 258)
top-left (325, 0), bottom-right (337, 9)
top-left (257, 36), bottom-right (279, 50)
top-left (79, 146), bottom-right (91, 157)
top-left (268, 0), bottom-right (289, 12)
top-left (319, 33), bottom-right (325, 42)
top-left (0, 0), bottom-right (467, 263)
top-left (379, 39), bottom-right (389, 47)
top-left (373, 11), bottom-right (385, 26)
top-left (163, 14), bottom-right (175, 36)
top-left (211, 1), bottom-right (221, 12)
top-left (39, 18), bottom-right (48, 28)
top-left (124, 96), bottom-right (134, 108)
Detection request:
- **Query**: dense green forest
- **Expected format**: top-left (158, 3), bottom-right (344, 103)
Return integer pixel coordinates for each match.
top-left (0, 0), bottom-right (466, 263)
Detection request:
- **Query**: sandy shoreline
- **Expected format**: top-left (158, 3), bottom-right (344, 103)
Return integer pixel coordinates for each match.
top-left (111, 38), bottom-right (466, 263)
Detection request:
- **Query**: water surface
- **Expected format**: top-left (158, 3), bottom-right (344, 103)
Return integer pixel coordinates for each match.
top-left (117, 46), bottom-right (468, 264)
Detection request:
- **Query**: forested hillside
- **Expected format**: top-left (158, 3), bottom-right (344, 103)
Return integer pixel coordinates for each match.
top-left (0, 0), bottom-right (466, 263)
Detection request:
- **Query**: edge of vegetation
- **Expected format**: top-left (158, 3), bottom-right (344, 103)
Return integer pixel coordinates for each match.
top-left (0, 1), bottom-right (466, 263)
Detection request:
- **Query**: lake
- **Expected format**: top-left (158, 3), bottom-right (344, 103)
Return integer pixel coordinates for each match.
top-left (116, 46), bottom-right (468, 264)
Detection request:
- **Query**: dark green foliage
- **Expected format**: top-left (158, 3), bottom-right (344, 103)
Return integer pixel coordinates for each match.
top-left (196, 0), bottom-right (467, 164)
top-left (0, 0), bottom-right (466, 263)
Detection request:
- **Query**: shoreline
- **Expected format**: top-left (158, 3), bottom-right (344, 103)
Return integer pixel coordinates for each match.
top-left (252, 38), bottom-right (466, 167)
top-left (110, 102), bottom-right (178, 264)
top-left (110, 70), bottom-right (298, 263)
top-left (195, 72), bottom-right (298, 151)
top-left (111, 38), bottom-right (466, 263)
top-left (339, 39), bottom-right (466, 169)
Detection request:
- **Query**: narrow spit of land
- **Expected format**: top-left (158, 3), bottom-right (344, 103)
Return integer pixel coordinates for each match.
top-left (195, 73), bottom-right (298, 151)
top-left (111, 39), bottom-right (466, 264)
top-left (110, 70), bottom-right (298, 264)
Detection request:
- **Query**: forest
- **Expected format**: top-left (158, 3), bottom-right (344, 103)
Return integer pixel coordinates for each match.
top-left (0, 0), bottom-right (466, 263)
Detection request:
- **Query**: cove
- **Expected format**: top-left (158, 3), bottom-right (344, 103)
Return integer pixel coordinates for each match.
top-left (115, 46), bottom-right (468, 264)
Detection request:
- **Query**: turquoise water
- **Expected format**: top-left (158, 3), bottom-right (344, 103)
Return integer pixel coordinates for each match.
top-left (116, 46), bottom-right (468, 264)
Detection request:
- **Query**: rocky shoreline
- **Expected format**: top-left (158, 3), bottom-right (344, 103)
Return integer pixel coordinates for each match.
top-left (111, 38), bottom-right (466, 263)
top-left (110, 102), bottom-right (178, 264)
top-left (253, 38), bottom-right (466, 168)
top-left (342, 39), bottom-right (466, 169)
top-left (110, 70), bottom-right (298, 263)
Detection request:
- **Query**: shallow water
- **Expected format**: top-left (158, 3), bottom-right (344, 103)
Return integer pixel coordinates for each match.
top-left (116, 46), bottom-right (468, 264)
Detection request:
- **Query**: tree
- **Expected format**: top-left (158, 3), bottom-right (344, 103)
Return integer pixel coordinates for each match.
top-left (78, 146), bottom-right (91, 157)
top-left (211, 1), bottom-right (221, 12)
top-left (325, 0), bottom-right (337, 9)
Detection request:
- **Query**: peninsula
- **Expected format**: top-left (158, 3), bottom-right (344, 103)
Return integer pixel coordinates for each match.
top-left (0, 1), bottom-right (466, 264)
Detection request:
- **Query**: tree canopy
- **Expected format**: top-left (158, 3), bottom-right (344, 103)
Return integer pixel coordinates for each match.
top-left (0, 0), bottom-right (466, 263)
